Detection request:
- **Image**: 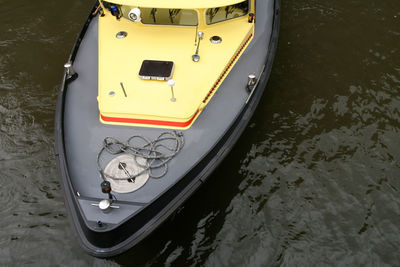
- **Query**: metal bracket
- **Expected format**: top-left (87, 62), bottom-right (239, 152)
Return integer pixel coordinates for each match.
top-left (245, 65), bottom-right (266, 104)
top-left (64, 62), bottom-right (78, 82)
top-left (91, 199), bottom-right (120, 213)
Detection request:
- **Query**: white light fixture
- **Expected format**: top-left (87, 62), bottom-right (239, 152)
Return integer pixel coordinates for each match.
top-left (128, 8), bottom-right (141, 22)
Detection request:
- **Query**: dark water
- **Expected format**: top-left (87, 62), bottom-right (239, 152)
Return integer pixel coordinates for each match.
top-left (1, 0), bottom-right (400, 265)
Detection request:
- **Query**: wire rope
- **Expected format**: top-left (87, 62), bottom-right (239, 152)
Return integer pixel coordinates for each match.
top-left (97, 131), bottom-right (184, 181)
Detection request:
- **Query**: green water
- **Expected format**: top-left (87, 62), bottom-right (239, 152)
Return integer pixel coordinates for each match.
top-left (0, 0), bottom-right (399, 265)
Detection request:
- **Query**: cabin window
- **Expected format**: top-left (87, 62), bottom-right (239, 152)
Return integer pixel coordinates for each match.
top-left (205, 1), bottom-right (249, 25)
top-left (101, 1), bottom-right (198, 26)
top-left (138, 8), bottom-right (198, 26)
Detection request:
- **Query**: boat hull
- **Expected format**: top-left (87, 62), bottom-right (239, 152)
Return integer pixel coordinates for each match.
top-left (55, 0), bottom-right (280, 257)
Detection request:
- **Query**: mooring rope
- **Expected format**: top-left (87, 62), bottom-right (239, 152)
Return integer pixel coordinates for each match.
top-left (97, 131), bottom-right (184, 181)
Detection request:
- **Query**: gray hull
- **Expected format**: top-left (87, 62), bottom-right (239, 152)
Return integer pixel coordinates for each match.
top-left (55, 0), bottom-right (280, 257)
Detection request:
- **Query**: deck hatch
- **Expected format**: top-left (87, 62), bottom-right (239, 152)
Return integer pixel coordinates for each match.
top-left (138, 60), bottom-right (174, 80)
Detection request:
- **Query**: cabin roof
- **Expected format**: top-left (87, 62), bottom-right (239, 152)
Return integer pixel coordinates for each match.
top-left (107, 0), bottom-right (245, 9)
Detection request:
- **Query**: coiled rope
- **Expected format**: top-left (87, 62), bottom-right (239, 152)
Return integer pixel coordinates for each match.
top-left (97, 131), bottom-right (184, 181)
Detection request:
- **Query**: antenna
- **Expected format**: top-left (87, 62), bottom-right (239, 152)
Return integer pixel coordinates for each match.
top-left (192, 32), bottom-right (204, 62)
top-left (194, 25), bottom-right (198, 46)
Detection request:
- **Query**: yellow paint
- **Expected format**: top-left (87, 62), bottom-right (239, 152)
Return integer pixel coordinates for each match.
top-left (105, 0), bottom-right (246, 9)
top-left (98, 3), bottom-right (254, 128)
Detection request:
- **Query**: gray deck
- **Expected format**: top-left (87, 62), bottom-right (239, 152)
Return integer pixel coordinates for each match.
top-left (63, 0), bottom-right (274, 224)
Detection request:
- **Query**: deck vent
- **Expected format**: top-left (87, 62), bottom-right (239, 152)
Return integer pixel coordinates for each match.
top-left (210, 36), bottom-right (222, 44)
top-left (116, 31), bottom-right (127, 39)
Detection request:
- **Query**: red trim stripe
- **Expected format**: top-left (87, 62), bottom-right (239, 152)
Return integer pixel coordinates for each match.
top-left (101, 110), bottom-right (199, 128)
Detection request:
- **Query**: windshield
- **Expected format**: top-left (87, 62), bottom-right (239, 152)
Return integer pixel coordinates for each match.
top-left (205, 0), bottom-right (249, 25)
top-left (137, 8), bottom-right (198, 26)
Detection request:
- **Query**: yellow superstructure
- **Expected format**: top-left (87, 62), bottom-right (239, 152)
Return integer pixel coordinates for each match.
top-left (103, 0), bottom-right (246, 9)
top-left (98, 0), bottom-right (255, 128)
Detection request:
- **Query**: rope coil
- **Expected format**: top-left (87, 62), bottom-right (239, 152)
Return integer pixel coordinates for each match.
top-left (97, 131), bottom-right (185, 181)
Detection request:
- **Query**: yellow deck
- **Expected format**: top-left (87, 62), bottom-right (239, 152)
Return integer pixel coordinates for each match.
top-left (98, 4), bottom-right (254, 128)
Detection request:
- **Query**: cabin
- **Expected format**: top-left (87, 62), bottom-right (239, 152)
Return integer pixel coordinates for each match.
top-left (97, 0), bottom-right (256, 128)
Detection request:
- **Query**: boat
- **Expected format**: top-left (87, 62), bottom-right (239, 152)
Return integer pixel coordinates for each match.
top-left (55, 0), bottom-right (280, 257)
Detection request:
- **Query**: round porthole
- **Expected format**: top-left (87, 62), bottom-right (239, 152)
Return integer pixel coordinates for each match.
top-left (210, 36), bottom-right (222, 44)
